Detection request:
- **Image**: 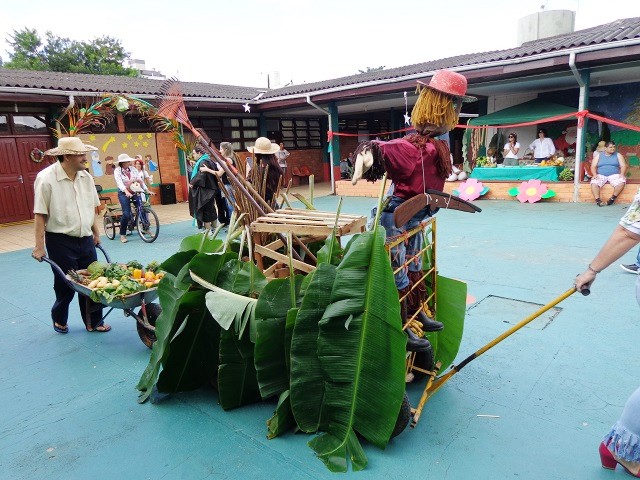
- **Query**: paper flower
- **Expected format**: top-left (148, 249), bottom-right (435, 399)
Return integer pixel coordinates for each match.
top-left (452, 178), bottom-right (489, 201)
top-left (508, 179), bottom-right (556, 203)
top-left (115, 97), bottom-right (130, 112)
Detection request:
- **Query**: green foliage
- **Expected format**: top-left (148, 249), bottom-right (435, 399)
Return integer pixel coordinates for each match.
top-left (4, 28), bottom-right (137, 76)
top-left (558, 167), bottom-right (574, 181)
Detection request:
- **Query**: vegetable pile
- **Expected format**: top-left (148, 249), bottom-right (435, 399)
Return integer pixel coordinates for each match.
top-left (68, 260), bottom-right (164, 303)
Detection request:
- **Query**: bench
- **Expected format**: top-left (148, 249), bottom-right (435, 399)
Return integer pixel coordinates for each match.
top-left (292, 166), bottom-right (312, 185)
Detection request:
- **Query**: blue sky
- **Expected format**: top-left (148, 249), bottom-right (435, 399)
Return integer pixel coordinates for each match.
top-left (2, 0), bottom-right (639, 88)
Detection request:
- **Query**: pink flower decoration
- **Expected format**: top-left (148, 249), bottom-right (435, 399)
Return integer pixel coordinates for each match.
top-left (456, 178), bottom-right (485, 201)
top-left (516, 179), bottom-right (547, 203)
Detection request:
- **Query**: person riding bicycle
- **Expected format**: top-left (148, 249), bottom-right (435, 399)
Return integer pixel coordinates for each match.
top-left (114, 154), bottom-right (137, 244)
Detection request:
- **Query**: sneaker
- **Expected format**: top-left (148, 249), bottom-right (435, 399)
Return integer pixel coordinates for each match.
top-left (620, 264), bottom-right (640, 273)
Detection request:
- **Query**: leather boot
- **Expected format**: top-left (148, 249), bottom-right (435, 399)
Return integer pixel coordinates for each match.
top-left (405, 326), bottom-right (433, 353)
top-left (418, 310), bottom-right (444, 332)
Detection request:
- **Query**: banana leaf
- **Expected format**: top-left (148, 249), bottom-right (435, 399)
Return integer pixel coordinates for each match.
top-left (188, 252), bottom-right (237, 287)
top-left (217, 327), bottom-right (261, 410)
top-left (424, 275), bottom-right (467, 372)
top-left (136, 272), bottom-right (191, 403)
top-left (309, 228), bottom-right (406, 472)
top-left (216, 259), bottom-right (268, 299)
top-left (179, 232), bottom-right (224, 253)
top-left (254, 276), bottom-right (303, 400)
top-left (156, 290), bottom-right (220, 393)
top-left (289, 263), bottom-right (337, 433)
top-left (266, 389), bottom-right (296, 439)
top-left (160, 250), bottom-right (198, 277)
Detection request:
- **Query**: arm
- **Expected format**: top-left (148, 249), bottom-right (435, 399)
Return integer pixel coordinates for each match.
top-left (574, 225), bottom-right (640, 292)
top-left (114, 168), bottom-right (132, 197)
top-left (547, 139), bottom-right (556, 156)
top-left (32, 213), bottom-right (47, 261)
top-left (591, 153), bottom-right (600, 173)
top-left (619, 153), bottom-right (627, 177)
top-left (91, 211), bottom-right (101, 246)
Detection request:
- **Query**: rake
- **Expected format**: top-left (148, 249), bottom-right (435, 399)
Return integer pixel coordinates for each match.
top-left (156, 80), bottom-right (316, 264)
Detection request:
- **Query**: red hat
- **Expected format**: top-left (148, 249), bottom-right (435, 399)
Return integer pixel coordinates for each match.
top-left (417, 70), bottom-right (476, 103)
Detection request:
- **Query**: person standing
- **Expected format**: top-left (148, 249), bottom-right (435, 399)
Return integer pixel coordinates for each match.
top-left (528, 128), bottom-right (556, 163)
top-left (502, 132), bottom-right (520, 166)
top-left (247, 137), bottom-right (283, 205)
top-left (32, 137), bottom-right (110, 333)
top-left (189, 149), bottom-right (220, 230)
top-left (114, 154), bottom-right (136, 243)
top-left (218, 142), bottom-right (238, 220)
top-left (574, 189), bottom-right (640, 477)
top-left (275, 142), bottom-right (290, 184)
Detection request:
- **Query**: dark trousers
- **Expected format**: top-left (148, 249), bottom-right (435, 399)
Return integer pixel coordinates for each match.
top-left (45, 232), bottom-right (104, 329)
top-left (214, 188), bottom-right (229, 225)
top-left (118, 191), bottom-right (132, 236)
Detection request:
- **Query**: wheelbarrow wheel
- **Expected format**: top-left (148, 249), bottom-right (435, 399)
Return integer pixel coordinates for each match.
top-left (411, 347), bottom-right (435, 381)
top-left (103, 215), bottom-right (116, 240)
top-left (136, 302), bottom-right (162, 349)
top-left (391, 392), bottom-right (412, 439)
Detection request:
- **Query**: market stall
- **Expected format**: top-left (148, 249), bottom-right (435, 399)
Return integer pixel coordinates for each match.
top-left (470, 165), bottom-right (564, 181)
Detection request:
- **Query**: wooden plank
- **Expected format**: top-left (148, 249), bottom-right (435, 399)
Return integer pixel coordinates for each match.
top-left (254, 245), bottom-right (315, 273)
top-left (276, 209), bottom-right (363, 220)
top-left (251, 223), bottom-right (333, 235)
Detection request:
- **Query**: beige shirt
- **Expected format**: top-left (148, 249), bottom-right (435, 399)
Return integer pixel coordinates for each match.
top-left (33, 161), bottom-right (100, 237)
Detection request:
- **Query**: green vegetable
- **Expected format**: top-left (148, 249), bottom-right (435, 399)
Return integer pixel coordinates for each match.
top-left (559, 168), bottom-right (574, 181)
top-left (146, 260), bottom-right (160, 273)
top-left (87, 261), bottom-right (108, 279)
top-left (127, 260), bottom-right (143, 270)
top-left (104, 263), bottom-right (129, 280)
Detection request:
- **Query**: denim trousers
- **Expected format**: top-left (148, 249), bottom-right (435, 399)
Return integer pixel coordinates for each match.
top-left (379, 195), bottom-right (431, 290)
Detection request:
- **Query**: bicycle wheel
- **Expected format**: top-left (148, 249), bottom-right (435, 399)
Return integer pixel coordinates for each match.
top-left (103, 215), bottom-right (116, 240)
top-left (137, 207), bottom-right (159, 243)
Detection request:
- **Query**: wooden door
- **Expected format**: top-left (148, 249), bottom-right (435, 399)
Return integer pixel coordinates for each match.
top-left (0, 136), bottom-right (52, 224)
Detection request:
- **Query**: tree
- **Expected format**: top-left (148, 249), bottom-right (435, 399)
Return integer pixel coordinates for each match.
top-left (4, 28), bottom-right (138, 76)
top-left (358, 66), bottom-right (385, 74)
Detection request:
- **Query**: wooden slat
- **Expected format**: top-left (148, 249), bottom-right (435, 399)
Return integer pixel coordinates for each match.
top-left (251, 223), bottom-right (334, 235)
top-left (254, 245), bottom-right (315, 273)
top-left (276, 209), bottom-right (363, 220)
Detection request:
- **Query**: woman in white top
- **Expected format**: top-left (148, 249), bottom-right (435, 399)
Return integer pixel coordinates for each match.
top-left (502, 132), bottom-right (520, 166)
top-left (133, 159), bottom-right (154, 202)
top-left (113, 154), bottom-right (136, 243)
top-left (528, 128), bottom-right (556, 163)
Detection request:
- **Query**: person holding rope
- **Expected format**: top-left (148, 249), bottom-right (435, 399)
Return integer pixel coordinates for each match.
top-left (351, 69), bottom-right (476, 333)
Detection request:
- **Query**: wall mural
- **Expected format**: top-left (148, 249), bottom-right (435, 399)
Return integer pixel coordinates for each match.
top-left (79, 132), bottom-right (158, 191)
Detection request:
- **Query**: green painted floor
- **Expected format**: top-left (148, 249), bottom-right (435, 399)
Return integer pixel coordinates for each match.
top-left (1, 197), bottom-right (639, 479)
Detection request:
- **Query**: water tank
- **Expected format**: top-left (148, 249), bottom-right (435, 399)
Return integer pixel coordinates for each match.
top-left (517, 10), bottom-right (575, 46)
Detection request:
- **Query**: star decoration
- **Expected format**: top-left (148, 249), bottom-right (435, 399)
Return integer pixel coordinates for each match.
top-left (404, 113), bottom-right (411, 126)
top-left (121, 142), bottom-right (128, 148)
top-left (243, 103), bottom-right (251, 113)
top-left (134, 142), bottom-right (140, 147)
top-left (89, 134), bottom-right (96, 141)
top-left (137, 134), bottom-right (143, 140)
top-left (142, 141), bottom-right (149, 147)
top-left (146, 133), bottom-right (152, 139)
top-left (126, 134), bottom-right (132, 140)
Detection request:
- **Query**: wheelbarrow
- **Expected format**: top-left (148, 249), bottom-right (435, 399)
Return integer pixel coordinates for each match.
top-left (42, 244), bottom-right (161, 348)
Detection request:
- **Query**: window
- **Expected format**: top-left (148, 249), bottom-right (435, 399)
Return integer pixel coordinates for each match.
top-left (0, 115), bottom-right (8, 134)
top-left (280, 118), bottom-right (322, 149)
top-left (12, 115), bottom-right (48, 134)
top-left (190, 117), bottom-right (258, 150)
top-left (123, 114), bottom-right (150, 133)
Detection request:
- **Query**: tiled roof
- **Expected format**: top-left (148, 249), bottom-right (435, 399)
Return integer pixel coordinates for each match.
top-left (0, 68), bottom-right (261, 100)
top-left (261, 17), bottom-right (640, 98)
top-left (1, 17), bottom-right (639, 102)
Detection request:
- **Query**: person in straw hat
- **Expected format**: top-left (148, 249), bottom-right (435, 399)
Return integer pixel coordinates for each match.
top-left (247, 137), bottom-right (283, 204)
top-left (32, 137), bottom-right (110, 333)
top-left (350, 69), bottom-right (476, 348)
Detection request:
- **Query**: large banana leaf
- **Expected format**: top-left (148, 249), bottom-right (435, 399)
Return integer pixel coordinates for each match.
top-left (216, 259), bottom-right (268, 300)
top-left (289, 263), bottom-right (337, 433)
top-left (180, 232), bottom-right (224, 253)
top-left (254, 276), bottom-right (303, 400)
top-left (266, 389), bottom-right (296, 439)
top-left (156, 290), bottom-right (220, 393)
top-left (217, 327), bottom-right (261, 410)
top-left (425, 275), bottom-right (467, 372)
top-left (136, 272), bottom-right (191, 403)
top-left (309, 228), bottom-right (406, 472)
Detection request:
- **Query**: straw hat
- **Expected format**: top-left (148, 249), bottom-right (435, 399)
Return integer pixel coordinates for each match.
top-left (247, 137), bottom-right (279, 154)
top-left (115, 153), bottom-right (135, 164)
top-left (417, 70), bottom-right (476, 103)
top-left (44, 137), bottom-right (98, 156)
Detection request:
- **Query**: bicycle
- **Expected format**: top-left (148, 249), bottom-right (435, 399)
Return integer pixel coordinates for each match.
top-left (103, 191), bottom-right (160, 243)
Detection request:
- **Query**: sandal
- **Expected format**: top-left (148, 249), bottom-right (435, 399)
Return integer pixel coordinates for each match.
top-left (120, 237), bottom-right (128, 243)
top-left (595, 198), bottom-right (603, 207)
top-left (607, 195), bottom-right (617, 206)
top-left (53, 322), bottom-right (68, 334)
top-left (87, 323), bottom-right (111, 333)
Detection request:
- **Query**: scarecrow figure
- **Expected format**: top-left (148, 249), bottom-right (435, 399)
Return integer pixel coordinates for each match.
top-left (351, 69), bottom-right (475, 343)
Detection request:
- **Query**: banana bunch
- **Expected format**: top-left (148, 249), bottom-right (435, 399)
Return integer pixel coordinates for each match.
top-left (407, 318), bottom-right (424, 337)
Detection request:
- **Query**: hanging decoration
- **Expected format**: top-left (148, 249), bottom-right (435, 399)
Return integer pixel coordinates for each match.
top-left (30, 147), bottom-right (45, 163)
top-left (403, 91), bottom-right (411, 126)
top-left (508, 179), bottom-right (556, 203)
top-left (452, 178), bottom-right (489, 201)
top-left (243, 103), bottom-right (251, 113)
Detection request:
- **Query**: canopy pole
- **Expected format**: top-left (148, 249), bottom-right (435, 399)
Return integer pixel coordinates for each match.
top-left (570, 55), bottom-right (590, 202)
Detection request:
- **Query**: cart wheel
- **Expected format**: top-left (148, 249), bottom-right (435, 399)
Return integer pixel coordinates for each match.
top-left (137, 302), bottom-right (162, 349)
top-left (103, 215), bottom-right (116, 240)
top-left (391, 393), bottom-right (412, 439)
top-left (411, 347), bottom-right (435, 381)
top-left (137, 207), bottom-right (160, 243)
